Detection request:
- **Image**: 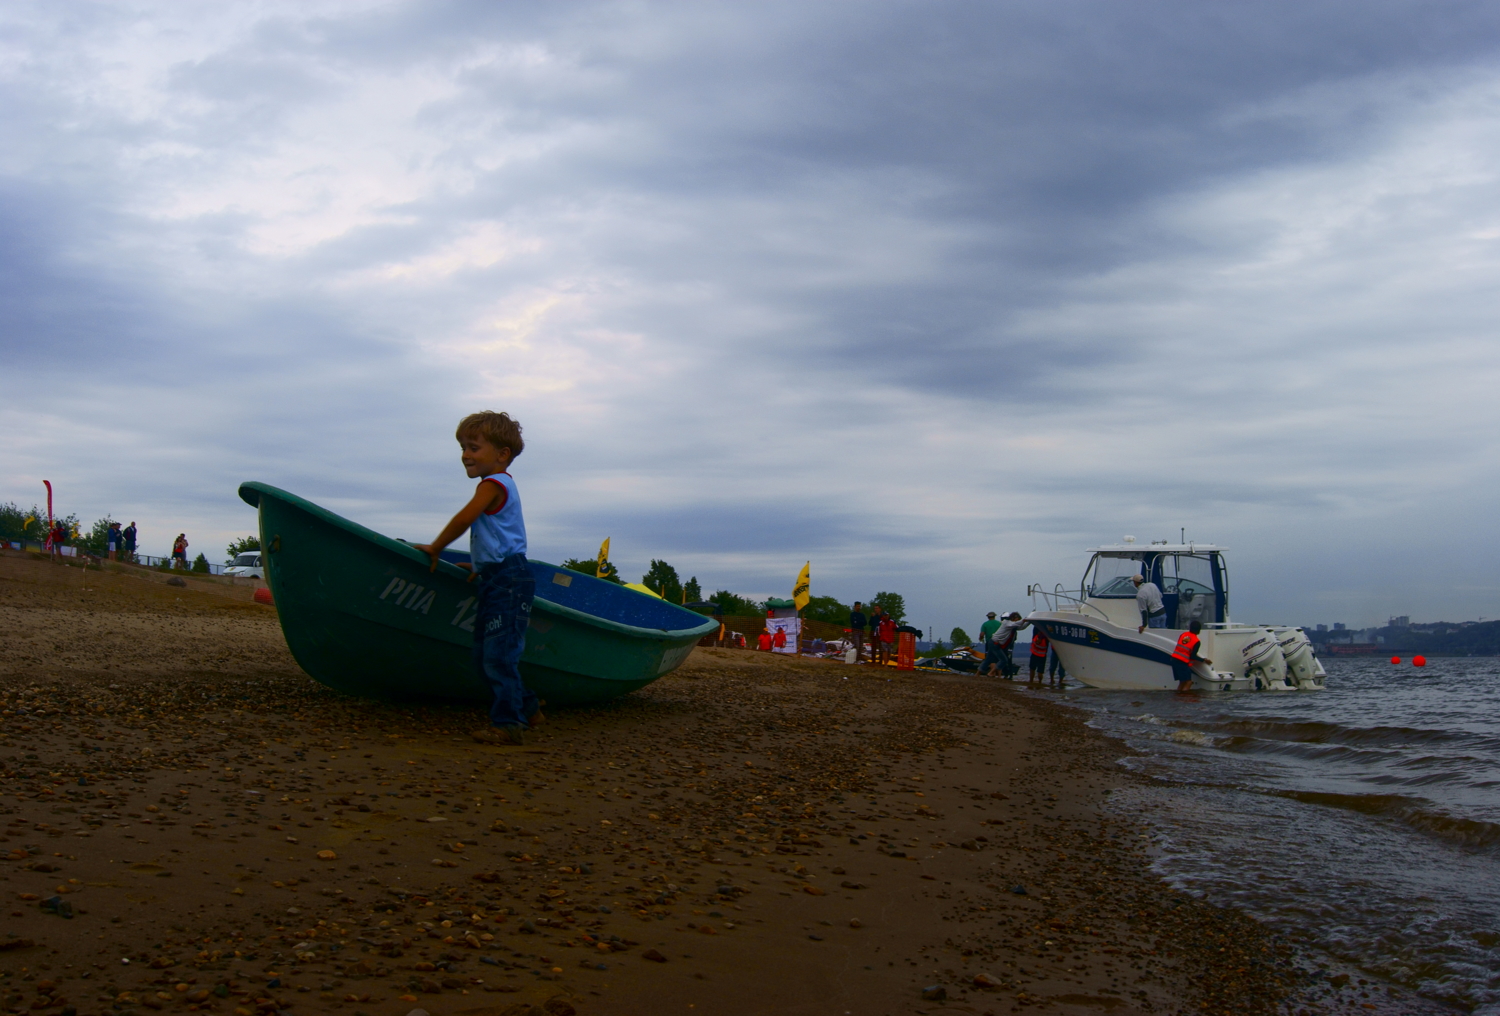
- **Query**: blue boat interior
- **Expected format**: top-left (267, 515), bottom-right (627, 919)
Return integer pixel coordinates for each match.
top-left (530, 562), bottom-right (708, 632)
top-left (398, 538), bottom-right (704, 630)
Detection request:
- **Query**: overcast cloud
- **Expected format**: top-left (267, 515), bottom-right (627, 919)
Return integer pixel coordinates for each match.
top-left (4, 0), bottom-right (1500, 634)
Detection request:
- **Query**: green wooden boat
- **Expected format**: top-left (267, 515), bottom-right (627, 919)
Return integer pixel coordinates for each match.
top-left (237, 481), bottom-right (717, 706)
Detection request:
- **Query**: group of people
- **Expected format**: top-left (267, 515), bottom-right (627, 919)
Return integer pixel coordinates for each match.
top-left (978, 610), bottom-right (1066, 687)
top-left (847, 601), bottom-right (908, 664)
top-left (756, 627), bottom-right (788, 652)
top-left (102, 522), bottom-right (140, 561)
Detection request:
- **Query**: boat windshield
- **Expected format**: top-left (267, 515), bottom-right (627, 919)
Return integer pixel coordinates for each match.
top-left (1161, 554), bottom-right (1215, 597)
top-left (1087, 555), bottom-right (1143, 598)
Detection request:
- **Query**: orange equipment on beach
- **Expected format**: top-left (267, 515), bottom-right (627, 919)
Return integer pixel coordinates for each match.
top-left (896, 632), bottom-right (915, 670)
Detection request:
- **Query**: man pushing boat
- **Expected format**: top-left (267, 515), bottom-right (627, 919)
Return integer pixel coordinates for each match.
top-left (416, 411), bottom-right (539, 746)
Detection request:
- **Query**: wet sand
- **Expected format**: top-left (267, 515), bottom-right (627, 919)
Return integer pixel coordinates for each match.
top-left (0, 552), bottom-right (1304, 1016)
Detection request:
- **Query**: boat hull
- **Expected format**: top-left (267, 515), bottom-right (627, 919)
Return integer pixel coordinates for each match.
top-left (1032, 614), bottom-right (1192, 691)
top-left (1030, 612), bottom-right (1323, 692)
top-left (239, 482), bottom-right (717, 706)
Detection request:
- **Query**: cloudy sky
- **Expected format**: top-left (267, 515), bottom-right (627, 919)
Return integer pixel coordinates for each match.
top-left (4, 0), bottom-right (1500, 633)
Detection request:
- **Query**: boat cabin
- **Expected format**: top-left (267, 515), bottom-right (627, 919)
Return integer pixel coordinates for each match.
top-left (1080, 543), bottom-right (1228, 629)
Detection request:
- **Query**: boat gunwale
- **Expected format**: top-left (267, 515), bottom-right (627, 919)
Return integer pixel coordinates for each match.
top-left (238, 480), bottom-right (718, 644)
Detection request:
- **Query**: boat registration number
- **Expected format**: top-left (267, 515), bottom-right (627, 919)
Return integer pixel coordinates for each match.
top-left (1048, 624), bottom-right (1098, 643)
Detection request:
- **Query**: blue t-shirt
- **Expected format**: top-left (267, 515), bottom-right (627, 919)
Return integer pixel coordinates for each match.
top-left (470, 473), bottom-right (527, 566)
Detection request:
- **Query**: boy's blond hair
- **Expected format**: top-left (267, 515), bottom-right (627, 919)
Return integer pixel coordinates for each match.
top-left (456, 411), bottom-right (524, 458)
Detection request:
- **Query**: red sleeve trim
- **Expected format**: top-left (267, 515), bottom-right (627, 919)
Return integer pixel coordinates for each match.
top-left (481, 476), bottom-right (508, 515)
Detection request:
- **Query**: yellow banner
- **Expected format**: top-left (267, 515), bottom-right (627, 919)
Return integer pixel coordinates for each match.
top-left (596, 537), bottom-right (611, 579)
top-left (792, 561), bottom-right (810, 612)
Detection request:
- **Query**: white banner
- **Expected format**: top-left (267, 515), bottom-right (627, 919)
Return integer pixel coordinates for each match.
top-left (767, 616), bottom-right (801, 654)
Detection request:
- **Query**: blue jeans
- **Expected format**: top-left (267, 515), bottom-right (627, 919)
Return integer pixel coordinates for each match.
top-left (473, 554), bottom-right (537, 729)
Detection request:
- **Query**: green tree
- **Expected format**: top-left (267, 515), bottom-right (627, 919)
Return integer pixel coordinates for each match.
top-left (0, 503), bottom-right (62, 544)
top-left (0, 503), bottom-right (29, 542)
top-left (683, 576), bottom-right (703, 602)
top-left (226, 536), bottom-right (260, 562)
top-left (641, 560), bottom-right (682, 602)
top-left (709, 589), bottom-right (762, 616)
top-left (801, 594), bottom-right (851, 625)
top-left (560, 556), bottom-right (621, 583)
top-left (192, 552), bottom-right (210, 574)
top-left (950, 626), bottom-right (972, 647)
top-left (870, 591), bottom-right (906, 623)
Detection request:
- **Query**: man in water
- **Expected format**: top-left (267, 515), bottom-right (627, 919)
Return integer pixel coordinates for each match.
top-left (1133, 573), bottom-right (1167, 633)
top-left (1171, 620), bottom-right (1212, 692)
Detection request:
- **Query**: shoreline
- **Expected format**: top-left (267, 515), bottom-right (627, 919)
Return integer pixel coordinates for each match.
top-left (0, 554), bottom-right (1303, 1015)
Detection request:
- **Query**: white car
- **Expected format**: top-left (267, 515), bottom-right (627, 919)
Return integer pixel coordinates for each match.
top-left (224, 551), bottom-right (263, 578)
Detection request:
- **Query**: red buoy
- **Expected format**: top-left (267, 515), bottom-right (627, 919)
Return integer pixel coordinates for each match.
top-left (1390, 656), bottom-right (1401, 664)
top-left (1413, 655), bottom-right (1426, 667)
top-left (253, 586), bottom-right (274, 606)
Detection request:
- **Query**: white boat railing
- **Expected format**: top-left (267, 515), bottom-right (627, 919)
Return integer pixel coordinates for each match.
top-left (1025, 583), bottom-right (1112, 622)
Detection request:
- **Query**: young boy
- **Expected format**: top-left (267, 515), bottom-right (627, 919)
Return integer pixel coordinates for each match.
top-left (417, 411), bottom-right (537, 747)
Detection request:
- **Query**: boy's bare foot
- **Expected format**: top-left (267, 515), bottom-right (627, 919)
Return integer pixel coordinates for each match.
top-left (472, 726), bottom-right (526, 746)
top-left (529, 709), bottom-right (546, 727)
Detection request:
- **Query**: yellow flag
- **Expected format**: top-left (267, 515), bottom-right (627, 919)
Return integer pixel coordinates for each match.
top-left (596, 537), bottom-right (611, 579)
top-left (792, 561), bottom-right (811, 612)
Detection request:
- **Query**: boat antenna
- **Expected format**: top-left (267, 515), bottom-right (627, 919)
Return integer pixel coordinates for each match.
top-left (1181, 527), bottom-right (1185, 544)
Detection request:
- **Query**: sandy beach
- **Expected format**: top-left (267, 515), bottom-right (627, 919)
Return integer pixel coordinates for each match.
top-left (0, 552), bottom-right (1305, 1016)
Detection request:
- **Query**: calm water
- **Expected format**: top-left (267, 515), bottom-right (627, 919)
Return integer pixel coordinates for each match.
top-left (1043, 657), bottom-right (1500, 1014)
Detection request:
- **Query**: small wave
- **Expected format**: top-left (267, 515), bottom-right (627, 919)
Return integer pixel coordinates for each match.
top-left (1169, 729), bottom-right (1211, 746)
top-left (1269, 789), bottom-right (1500, 849)
top-left (1129, 713), bottom-right (1165, 725)
top-left (1197, 717), bottom-right (1500, 753)
top-left (1216, 735), bottom-right (1402, 764)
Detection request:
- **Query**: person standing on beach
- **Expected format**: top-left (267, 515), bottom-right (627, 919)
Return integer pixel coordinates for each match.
top-left (106, 522), bottom-right (121, 560)
top-left (979, 611), bottom-right (1002, 676)
top-left (849, 602), bottom-right (868, 663)
top-left (123, 522), bottom-right (137, 562)
top-left (1133, 573), bottom-right (1167, 632)
top-left (1170, 620), bottom-right (1212, 692)
top-left (867, 604), bottom-right (884, 663)
top-left (758, 629), bottom-right (773, 651)
top-left (877, 612), bottom-right (897, 665)
top-left (417, 411), bottom-right (537, 747)
top-left (1028, 626), bottom-right (1050, 685)
top-left (172, 534), bottom-right (188, 569)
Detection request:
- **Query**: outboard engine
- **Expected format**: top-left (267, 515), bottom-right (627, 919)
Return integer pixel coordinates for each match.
top-left (1275, 627), bottom-right (1322, 689)
top-left (1240, 630), bottom-right (1289, 690)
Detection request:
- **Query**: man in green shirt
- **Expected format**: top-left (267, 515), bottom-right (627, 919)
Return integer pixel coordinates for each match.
top-left (979, 611), bottom-right (1002, 677)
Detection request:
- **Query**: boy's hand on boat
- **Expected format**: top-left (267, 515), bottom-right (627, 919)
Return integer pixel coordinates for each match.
top-left (414, 544), bottom-right (442, 573)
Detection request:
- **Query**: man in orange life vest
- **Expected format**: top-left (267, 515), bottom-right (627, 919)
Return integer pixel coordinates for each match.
top-left (1171, 620), bottom-right (1212, 692)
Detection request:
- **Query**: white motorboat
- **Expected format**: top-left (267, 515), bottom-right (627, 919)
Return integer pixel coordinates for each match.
top-left (1027, 540), bottom-right (1326, 692)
